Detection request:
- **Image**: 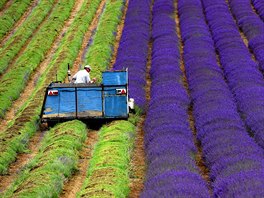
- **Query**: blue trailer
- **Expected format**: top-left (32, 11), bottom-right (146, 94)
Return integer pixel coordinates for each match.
top-left (40, 69), bottom-right (134, 125)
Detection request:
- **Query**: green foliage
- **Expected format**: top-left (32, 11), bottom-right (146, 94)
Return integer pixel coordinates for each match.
top-left (2, 120), bottom-right (87, 198)
top-left (0, 0), bottom-right (56, 74)
top-left (0, 0), bottom-right (75, 118)
top-left (0, 0), bottom-right (102, 174)
top-left (0, 107), bottom-right (39, 174)
top-left (84, 0), bottom-right (125, 82)
top-left (0, 0), bottom-right (32, 40)
top-left (0, 0), bottom-right (8, 9)
top-left (53, 0), bottom-right (102, 82)
top-left (78, 120), bottom-right (136, 198)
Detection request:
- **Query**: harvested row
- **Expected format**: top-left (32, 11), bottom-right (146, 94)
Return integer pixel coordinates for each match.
top-left (0, 0), bottom-right (75, 118)
top-left (141, 0), bottom-right (210, 196)
top-left (228, 0), bottom-right (264, 71)
top-left (0, 0), bottom-right (104, 174)
top-left (2, 120), bottom-right (87, 197)
top-left (74, 1), bottom-right (146, 195)
top-left (0, 0), bottom-right (57, 74)
top-left (179, 0), bottom-right (264, 196)
top-left (0, 0), bottom-right (9, 10)
top-left (113, 0), bottom-right (152, 111)
top-left (83, 0), bottom-right (126, 81)
top-left (202, 0), bottom-right (264, 149)
top-left (78, 121), bottom-right (136, 197)
top-left (251, 0), bottom-right (264, 21)
top-left (0, 0), bottom-right (32, 40)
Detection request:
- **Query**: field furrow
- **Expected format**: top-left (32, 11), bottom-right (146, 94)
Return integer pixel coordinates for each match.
top-left (69, 0), bottom-right (108, 78)
top-left (0, 0), bottom-right (58, 75)
top-left (2, 120), bottom-right (87, 197)
top-left (140, 0), bottom-right (210, 196)
top-left (77, 121), bottom-right (136, 197)
top-left (0, 0), bottom-right (104, 174)
top-left (0, 0), bottom-right (33, 41)
top-left (0, 0), bottom-right (12, 12)
top-left (251, 0), bottom-right (264, 21)
top-left (182, 0), bottom-right (264, 196)
top-left (60, 130), bottom-right (98, 198)
top-left (202, 0), bottom-right (264, 149)
top-left (0, 130), bottom-right (46, 193)
top-left (175, 0), bottom-right (211, 188)
top-left (109, 0), bottom-right (130, 69)
top-left (227, 0), bottom-right (264, 71)
top-left (0, 0), bottom-right (264, 196)
top-left (0, 0), bottom-right (76, 119)
top-left (0, 0), bottom-right (39, 46)
top-left (128, 117), bottom-right (146, 197)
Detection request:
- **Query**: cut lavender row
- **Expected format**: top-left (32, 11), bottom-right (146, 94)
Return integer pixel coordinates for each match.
top-left (251, 0), bottom-right (264, 21)
top-left (178, 0), bottom-right (264, 197)
top-left (202, 0), bottom-right (264, 149)
top-left (113, 0), bottom-right (151, 110)
top-left (141, 0), bottom-right (210, 197)
top-left (228, 0), bottom-right (264, 71)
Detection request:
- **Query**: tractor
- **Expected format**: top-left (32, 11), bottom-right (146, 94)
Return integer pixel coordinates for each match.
top-left (40, 69), bottom-right (134, 126)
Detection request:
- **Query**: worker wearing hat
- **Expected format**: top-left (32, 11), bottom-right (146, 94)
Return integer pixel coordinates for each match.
top-left (72, 65), bottom-right (96, 83)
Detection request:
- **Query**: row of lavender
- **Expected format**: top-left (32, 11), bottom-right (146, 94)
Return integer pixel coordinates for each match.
top-left (228, 0), bottom-right (264, 72)
top-left (140, 0), bottom-right (210, 197)
top-left (179, 0), bottom-right (264, 196)
top-left (201, 0), bottom-right (264, 149)
top-left (252, 0), bottom-right (264, 21)
top-left (113, 0), bottom-right (151, 110)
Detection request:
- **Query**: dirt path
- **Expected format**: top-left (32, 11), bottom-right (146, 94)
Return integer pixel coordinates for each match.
top-left (0, 130), bottom-right (46, 194)
top-left (128, 2), bottom-right (152, 196)
top-left (0, 0), bottom-right (13, 16)
top-left (174, 0), bottom-right (212, 191)
top-left (0, 0), bottom-right (85, 133)
top-left (0, 0), bottom-right (39, 46)
top-left (0, 0), bottom-right (60, 80)
top-left (69, 0), bottom-right (107, 77)
top-left (225, 0), bottom-right (257, 62)
top-left (60, 130), bottom-right (98, 198)
top-left (129, 117), bottom-right (146, 198)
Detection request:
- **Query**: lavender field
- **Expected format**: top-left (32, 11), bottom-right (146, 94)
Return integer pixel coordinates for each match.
top-left (0, 0), bottom-right (264, 197)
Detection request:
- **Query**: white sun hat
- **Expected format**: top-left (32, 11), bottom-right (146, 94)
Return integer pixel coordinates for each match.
top-left (84, 65), bottom-right (91, 70)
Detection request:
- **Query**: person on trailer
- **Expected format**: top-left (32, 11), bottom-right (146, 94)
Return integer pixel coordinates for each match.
top-left (72, 65), bottom-right (96, 83)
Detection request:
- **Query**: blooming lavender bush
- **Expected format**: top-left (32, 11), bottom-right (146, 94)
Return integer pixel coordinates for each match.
top-left (251, 0), bottom-right (264, 21)
top-left (179, 0), bottom-right (264, 197)
top-left (228, 0), bottom-right (264, 72)
top-left (140, 0), bottom-right (210, 197)
top-left (201, 0), bottom-right (264, 149)
top-left (113, 0), bottom-right (151, 110)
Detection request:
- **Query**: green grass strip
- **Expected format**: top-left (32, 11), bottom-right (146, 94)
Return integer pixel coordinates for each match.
top-left (84, 0), bottom-right (125, 82)
top-left (0, 0), bottom-right (56, 74)
top-left (2, 120), bottom-right (87, 198)
top-left (53, 0), bottom-right (103, 82)
top-left (77, 120), bottom-right (136, 197)
top-left (0, 0), bottom-right (75, 118)
top-left (0, 0), bottom-right (8, 10)
top-left (0, 0), bottom-right (102, 174)
top-left (0, 0), bottom-right (32, 40)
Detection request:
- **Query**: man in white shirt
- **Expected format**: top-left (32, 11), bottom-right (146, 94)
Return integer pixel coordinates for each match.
top-left (72, 65), bottom-right (96, 83)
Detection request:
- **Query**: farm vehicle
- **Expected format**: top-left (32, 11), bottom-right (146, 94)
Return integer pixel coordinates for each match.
top-left (40, 69), bottom-right (135, 126)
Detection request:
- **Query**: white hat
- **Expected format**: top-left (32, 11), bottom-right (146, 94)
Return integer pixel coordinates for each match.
top-left (84, 65), bottom-right (91, 70)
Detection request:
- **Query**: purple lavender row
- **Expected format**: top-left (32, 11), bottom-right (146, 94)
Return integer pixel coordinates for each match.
top-left (228, 0), bottom-right (264, 71)
top-left (113, 0), bottom-right (151, 110)
top-left (251, 0), bottom-right (264, 21)
top-left (179, 0), bottom-right (264, 196)
top-left (201, 0), bottom-right (264, 149)
top-left (140, 0), bottom-right (210, 197)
